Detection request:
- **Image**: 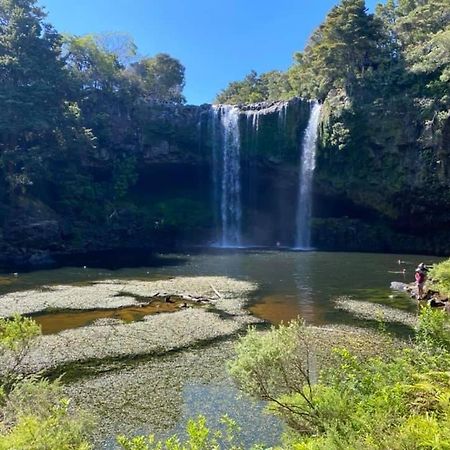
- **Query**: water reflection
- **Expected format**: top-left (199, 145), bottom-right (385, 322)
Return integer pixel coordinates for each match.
top-left (165, 383), bottom-right (282, 448)
top-left (32, 299), bottom-right (195, 335)
top-left (0, 251), bottom-right (444, 326)
top-left (293, 256), bottom-right (316, 322)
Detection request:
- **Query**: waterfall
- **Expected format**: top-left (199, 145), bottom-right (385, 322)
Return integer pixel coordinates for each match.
top-left (277, 102), bottom-right (288, 131)
top-left (211, 105), bottom-right (242, 247)
top-left (295, 102), bottom-right (322, 250)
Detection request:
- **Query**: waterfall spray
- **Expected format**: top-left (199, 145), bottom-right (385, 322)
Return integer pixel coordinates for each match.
top-left (295, 102), bottom-right (322, 250)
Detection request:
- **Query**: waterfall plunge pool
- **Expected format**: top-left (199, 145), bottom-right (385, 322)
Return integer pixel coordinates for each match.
top-left (0, 250), bottom-right (444, 448)
top-left (2, 250), bottom-right (441, 325)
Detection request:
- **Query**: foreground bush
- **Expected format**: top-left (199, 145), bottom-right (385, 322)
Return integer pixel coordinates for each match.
top-left (0, 314), bottom-right (40, 391)
top-left (0, 380), bottom-right (93, 450)
top-left (0, 316), bottom-right (92, 450)
top-left (229, 308), bottom-right (450, 449)
top-left (428, 259), bottom-right (450, 299)
top-left (117, 415), bottom-right (264, 450)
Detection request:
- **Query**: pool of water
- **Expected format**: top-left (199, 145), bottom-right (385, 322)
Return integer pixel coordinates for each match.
top-left (0, 250), bottom-right (442, 326)
top-left (2, 250), bottom-right (444, 448)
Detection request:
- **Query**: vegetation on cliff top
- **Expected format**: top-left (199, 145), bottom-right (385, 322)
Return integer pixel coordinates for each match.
top-left (216, 0), bottom-right (450, 107)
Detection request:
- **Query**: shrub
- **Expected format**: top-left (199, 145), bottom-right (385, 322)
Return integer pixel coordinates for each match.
top-left (0, 317), bottom-right (93, 449)
top-left (0, 315), bottom-right (41, 391)
top-left (416, 306), bottom-right (450, 351)
top-left (116, 415), bottom-right (263, 450)
top-left (0, 391), bottom-right (92, 450)
top-left (428, 259), bottom-right (450, 298)
top-left (229, 308), bottom-right (450, 449)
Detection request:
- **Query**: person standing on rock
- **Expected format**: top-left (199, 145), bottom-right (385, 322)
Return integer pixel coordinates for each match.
top-left (415, 263), bottom-right (428, 300)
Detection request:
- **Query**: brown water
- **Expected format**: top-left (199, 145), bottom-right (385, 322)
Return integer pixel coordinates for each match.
top-left (0, 251), bottom-right (443, 330)
top-left (32, 299), bottom-right (193, 335)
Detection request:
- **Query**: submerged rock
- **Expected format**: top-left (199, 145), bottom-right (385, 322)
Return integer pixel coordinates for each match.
top-left (390, 281), bottom-right (410, 292)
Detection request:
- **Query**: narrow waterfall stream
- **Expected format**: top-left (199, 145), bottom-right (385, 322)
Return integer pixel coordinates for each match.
top-left (295, 102), bottom-right (322, 249)
top-left (211, 105), bottom-right (242, 247)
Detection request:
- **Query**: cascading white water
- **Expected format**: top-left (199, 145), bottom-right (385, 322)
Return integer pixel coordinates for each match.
top-left (244, 110), bottom-right (261, 152)
top-left (211, 105), bottom-right (242, 247)
top-left (277, 102), bottom-right (288, 131)
top-left (295, 102), bottom-right (322, 250)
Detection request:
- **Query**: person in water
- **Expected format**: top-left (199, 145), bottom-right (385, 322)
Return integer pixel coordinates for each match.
top-left (415, 262), bottom-right (428, 300)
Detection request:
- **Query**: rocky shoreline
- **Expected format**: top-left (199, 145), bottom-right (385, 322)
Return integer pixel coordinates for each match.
top-left (0, 276), bottom-right (261, 375)
top-left (0, 275), bottom-right (423, 377)
top-left (334, 297), bottom-right (417, 328)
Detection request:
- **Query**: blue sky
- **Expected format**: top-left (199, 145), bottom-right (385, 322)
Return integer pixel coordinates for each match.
top-left (39, 0), bottom-right (380, 105)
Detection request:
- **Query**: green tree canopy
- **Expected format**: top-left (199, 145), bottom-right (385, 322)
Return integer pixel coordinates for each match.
top-left (215, 70), bottom-right (293, 104)
top-left (63, 34), bottom-right (125, 94)
top-left (131, 53), bottom-right (186, 104)
top-left (215, 0), bottom-right (387, 102)
top-left (291, 0), bottom-right (385, 99)
top-left (395, 0), bottom-right (450, 100)
top-left (94, 32), bottom-right (137, 67)
top-left (0, 0), bottom-right (67, 147)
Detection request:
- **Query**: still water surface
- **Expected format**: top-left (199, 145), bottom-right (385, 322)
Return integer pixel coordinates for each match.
top-left (0, 251), bottom-right (443, 327)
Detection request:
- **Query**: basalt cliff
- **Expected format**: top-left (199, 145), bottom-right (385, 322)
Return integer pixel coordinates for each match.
top-left (1, 94), bottom-right (449, 268)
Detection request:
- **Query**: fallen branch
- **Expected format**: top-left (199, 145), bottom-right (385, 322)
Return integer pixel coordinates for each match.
top-left (209, 283), bottom-right (223, 299)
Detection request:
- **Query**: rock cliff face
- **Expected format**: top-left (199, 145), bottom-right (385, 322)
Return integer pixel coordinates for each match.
top-left (1, 95), bottom-right (449, 268)
top-left (313, 89), bottom-right (450, 254)
top-left (0, 99), bottom-right (311, 267)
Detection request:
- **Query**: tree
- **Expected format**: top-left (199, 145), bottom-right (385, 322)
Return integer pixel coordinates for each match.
top-left (131, 53), bottom-right (186, 104)
top-left (215, 70), bottom-right (292, 104)
top-left (62, 33), bottom-right (138, 152)
top-left (259, 70), bottom-right (293, 101)
top-left (375, 0), bottom-right (401, 59)
top-left (0, 0), bottom-right (67, 150)
top-left (215, 70), bottom-right (265, 104)
top-left (63, 34), bottom-right (125, 94)
top-left (292, 0), bottom-right (385, 99)
top-left (395, 0), bottom-right (450, 101)
top-left (94, 32), bottom-right (137, 67)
